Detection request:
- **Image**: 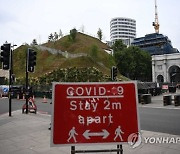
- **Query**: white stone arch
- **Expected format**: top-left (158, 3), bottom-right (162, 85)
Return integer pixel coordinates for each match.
top-left (152, 53), bottom-right (180, 83)
top-left (168, 65), bottom-right (180, 83)
top-left (156, 74), bottom-right (164, 83)
top-left (167, 64), bottom-right (180, 71)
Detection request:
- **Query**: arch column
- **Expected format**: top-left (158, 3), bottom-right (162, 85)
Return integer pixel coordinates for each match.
top-left (152, 58), bottom-right (156, 82)
top-left (163, 58), bottom-right (168, 82)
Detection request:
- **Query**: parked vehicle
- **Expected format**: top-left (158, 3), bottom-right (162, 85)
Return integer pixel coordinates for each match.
top-left (0, 85), bottom-right (9, 97)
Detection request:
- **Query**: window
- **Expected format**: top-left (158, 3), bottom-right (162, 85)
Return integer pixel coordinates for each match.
top-left (157, 65), bottom-right (162, 70)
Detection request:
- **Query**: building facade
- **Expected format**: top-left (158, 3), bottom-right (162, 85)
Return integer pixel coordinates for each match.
top-left (110, 17), bottom-right (136, 46)
top-left (132, 33), bottom-right (179, 55)
top-left (152, 53), bottom-right (180, 83)
top-left (0, 69), bottom-right (9, 79)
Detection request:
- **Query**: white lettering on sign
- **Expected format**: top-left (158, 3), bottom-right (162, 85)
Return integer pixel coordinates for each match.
top-left (117, 86), bottom-right (124, 95)
top-left (67, 85), bottom-right (124, 127)
top-left (104, 100), bottom-right (122, 110)
top-left (66, 86), bottom-right (124, 97)
top-left (70, 100), bottom-right (98, 112)
top-left (69, 100), bottom-right (122, 112)
top-left (78, 114), bottom-right (113, 126)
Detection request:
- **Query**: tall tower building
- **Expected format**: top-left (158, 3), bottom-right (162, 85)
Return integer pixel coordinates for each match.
top-left (110, 17), bottom-right (136, 46)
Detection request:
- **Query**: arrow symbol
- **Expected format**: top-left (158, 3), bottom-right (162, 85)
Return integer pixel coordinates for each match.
top-left (83, 129), bottom-right (109, 139)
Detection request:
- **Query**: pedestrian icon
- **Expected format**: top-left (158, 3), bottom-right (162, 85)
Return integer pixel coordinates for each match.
top-left (114, 126), bottom-right (124, 141)
top-left (67, 127), bottom-right (78, 143)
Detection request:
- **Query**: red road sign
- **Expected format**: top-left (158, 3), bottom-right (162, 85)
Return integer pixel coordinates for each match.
top-left (51, 82), bottom-right (140, 146)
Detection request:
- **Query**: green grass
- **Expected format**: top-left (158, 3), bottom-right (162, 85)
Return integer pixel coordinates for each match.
top-left (12, 32), bottom-right (125, 79)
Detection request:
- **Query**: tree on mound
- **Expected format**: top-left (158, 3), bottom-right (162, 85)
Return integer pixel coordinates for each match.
top-left (69, 28), bottom-right (77, 42)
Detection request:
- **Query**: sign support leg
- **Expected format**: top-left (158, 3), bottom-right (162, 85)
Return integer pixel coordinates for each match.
top-left (117, 145), bottom-right (119, 154)
top-left (71, 146), bottom-right (75, 154)
top-left (117, 144), bottom-right (123, 154)
top-left (120, 144), bottom-right (123, 154)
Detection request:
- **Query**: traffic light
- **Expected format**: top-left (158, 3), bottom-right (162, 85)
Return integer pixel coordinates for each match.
top-left (0, 43), bottom-right (11, 70)
top-left (27, 48), bottom-right (37, 72)
top-left (111, 66), bottom-right (118, 81)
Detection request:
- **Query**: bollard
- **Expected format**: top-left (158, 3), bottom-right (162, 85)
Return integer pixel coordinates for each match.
top-left (169, 86), bottom-right (176, 93)
top-left (163, 95), bottom-right (172, 106)
top-left (174, 95), bottom-right (180, 106)
top-left (141, 94), bottom-right (151, 104)
top-left (42, 95), bottom-right (48, 103)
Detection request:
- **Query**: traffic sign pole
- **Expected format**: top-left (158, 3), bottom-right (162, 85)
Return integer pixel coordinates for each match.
top-left (9, 45), bottom-right (12, 117)
top-left (25, 49), bottom-right (29, 114)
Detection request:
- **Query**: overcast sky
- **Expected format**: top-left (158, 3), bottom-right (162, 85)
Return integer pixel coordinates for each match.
top-left (0, 0), bottom-right (180, 50)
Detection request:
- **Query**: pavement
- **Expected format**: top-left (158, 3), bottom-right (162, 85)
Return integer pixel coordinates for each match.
top-left (0, 89), bottom-right (180, 154)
